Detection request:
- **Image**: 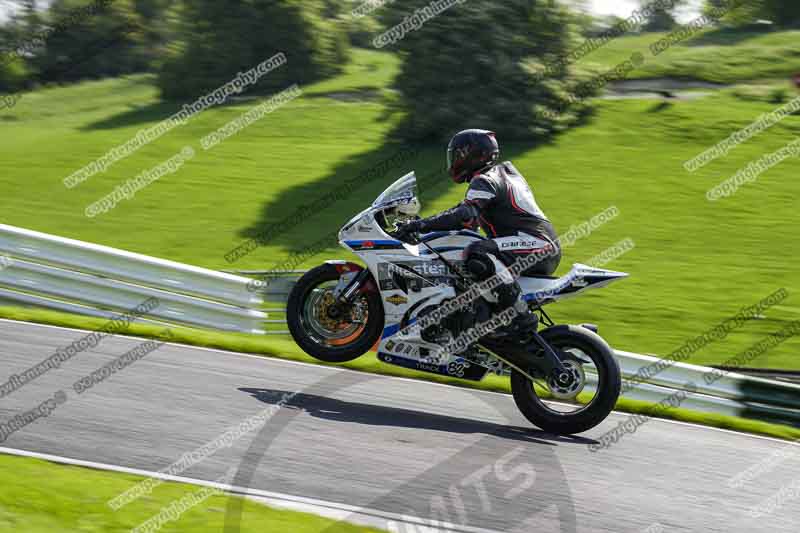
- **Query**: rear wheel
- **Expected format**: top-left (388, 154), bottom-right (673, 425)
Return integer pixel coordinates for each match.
top-left (510, 325), bottom-right (621, 434)
top-left (287, 264), bottom-right (384, 363)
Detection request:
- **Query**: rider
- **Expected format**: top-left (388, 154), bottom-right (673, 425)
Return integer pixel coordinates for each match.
top-left (394, 129), bottom-right (561, 336)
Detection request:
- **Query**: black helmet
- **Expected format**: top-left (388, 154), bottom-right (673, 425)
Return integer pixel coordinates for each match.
top-left (446, 129), bottom-right (500, 183)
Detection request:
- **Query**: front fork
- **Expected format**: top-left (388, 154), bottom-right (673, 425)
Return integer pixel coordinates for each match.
top-left (333, 268), bottom-right (373, 305)
top-left (326, 264), bottom-right (380, 327)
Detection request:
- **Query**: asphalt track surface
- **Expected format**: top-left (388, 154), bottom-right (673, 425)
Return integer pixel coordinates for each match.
top-left (1, 319), bottom-right (798, 532)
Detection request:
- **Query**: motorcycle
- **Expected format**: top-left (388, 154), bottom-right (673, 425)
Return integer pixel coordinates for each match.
top-left (287, 171), bottom-right (626, 434)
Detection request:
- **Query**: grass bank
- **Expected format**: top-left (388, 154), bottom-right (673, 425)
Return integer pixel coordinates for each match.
top-left (0, 453), bottom-right (386, 532)
top-left (575, 28), bottom-right (800, 83)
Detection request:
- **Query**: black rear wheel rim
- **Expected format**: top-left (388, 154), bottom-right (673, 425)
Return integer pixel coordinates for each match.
top-left (526, 343), bottom-right (606, 416)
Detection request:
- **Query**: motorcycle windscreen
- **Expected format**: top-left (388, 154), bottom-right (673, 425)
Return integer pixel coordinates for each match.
top-left (372, 172), bottom-right (417, 209)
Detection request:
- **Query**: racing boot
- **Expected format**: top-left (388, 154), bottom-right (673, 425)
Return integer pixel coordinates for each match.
top-left (484, 284), bottom-right (538, 341)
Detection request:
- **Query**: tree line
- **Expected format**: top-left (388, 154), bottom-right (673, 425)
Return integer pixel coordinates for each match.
top-left (1, 0), bottom-right (797, 141)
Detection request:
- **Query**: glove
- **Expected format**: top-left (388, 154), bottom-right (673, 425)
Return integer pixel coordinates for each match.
top-left (394, 220), bottom-right (423, 243)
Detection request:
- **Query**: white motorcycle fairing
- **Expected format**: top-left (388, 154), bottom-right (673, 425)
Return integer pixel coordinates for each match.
top-left (334, 172), bottom-right (628, 381)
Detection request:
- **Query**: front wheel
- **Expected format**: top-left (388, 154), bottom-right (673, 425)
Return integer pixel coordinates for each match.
top-left (287, 264), bottom-right (384, 363)
top-left (510, 325), bottom-right (621, 435)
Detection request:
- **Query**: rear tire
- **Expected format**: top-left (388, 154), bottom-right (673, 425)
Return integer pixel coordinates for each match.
top-left (287, 264), bottom-right (384, 363)
top-left (510, 325), bottom-right (621, 434)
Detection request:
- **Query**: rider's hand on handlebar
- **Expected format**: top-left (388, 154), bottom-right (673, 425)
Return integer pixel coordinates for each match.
top-left (393, 220), bottom-right (423, 243)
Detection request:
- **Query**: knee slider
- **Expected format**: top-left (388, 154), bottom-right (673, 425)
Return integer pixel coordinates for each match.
top-left (466, 256), bottom-right (494, 280)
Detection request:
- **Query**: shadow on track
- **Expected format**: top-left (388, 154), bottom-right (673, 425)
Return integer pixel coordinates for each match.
top-left (239, 386), bottom-right (597, 447)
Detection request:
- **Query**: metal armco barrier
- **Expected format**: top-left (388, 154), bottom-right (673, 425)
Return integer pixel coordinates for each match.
top-left (613, 350), bottom-right (800, 427)
top-left (227, 269), bottom-right (300, 305)
top-left (0, 224), bottom-right (267, 334)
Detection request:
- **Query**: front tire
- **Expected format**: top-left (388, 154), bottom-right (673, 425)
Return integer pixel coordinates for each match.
top-left (287, 264), bottom-right (384, 363)
top-left (510, 325), bottom-right (621, 434)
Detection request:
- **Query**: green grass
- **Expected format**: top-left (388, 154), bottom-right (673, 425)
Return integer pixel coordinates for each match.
top-left (573, 29), bottom-right (800, 83)
top-left (0, 40), bottom-right (799, 373)
top-left (3, 305), bottom-right (800, 442)
top-left (0, 453), bottom-right (386, 533)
